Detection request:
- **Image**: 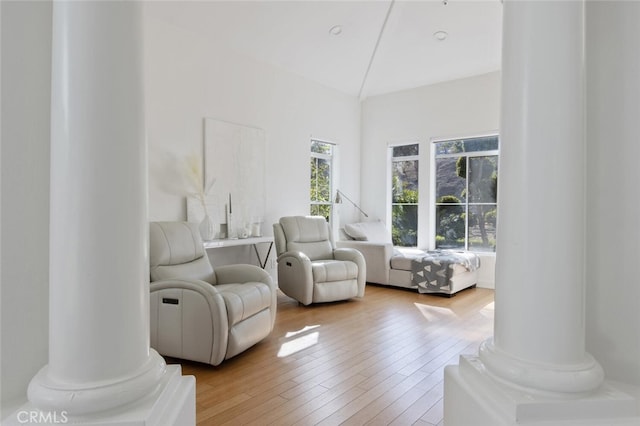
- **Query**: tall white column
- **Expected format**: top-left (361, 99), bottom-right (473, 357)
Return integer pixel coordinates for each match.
top-left (444, 1), bottom-right (637, 424)
top-left (20, 1), bottom-right (195, 423)
top-left (478, 0), bottom-right (603, 393)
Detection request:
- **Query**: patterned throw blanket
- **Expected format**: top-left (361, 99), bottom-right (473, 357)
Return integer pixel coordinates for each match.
top-left (411, 250), bottom-right (480, 293)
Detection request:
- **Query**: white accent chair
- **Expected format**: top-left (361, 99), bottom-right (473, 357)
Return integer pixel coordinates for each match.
top-left (273, 216), bottom-right (366, 305)
top-left (149, 221), bottom-right (277, 366)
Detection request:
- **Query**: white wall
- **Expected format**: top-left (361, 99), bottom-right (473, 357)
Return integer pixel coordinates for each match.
top-left (585, 1), bottom-right (640, 387)
top-left (360, 72), bottom-right (501, 287)
top-left (0, 0), bottom-right (52, 416)
top-left (143, 14), bottom-right (362, 277)
top-left (144, 14), bottom-right (362, 234)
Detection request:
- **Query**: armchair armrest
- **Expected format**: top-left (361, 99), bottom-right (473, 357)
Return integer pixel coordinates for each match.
top-left (333, 247), bottom-right (365, 263)
top-left (334, 248), bottom-right (366, 296)
top-left (150, 278), bottom-right (225, 303)
top-left (276, 250), bottom-right (314, 305)
top-left (149, 278), bottom-right (228, 365)
top-left (277, 250), bottom-right (311, 263)
top-left (214, 264), bottom-right (277, 327)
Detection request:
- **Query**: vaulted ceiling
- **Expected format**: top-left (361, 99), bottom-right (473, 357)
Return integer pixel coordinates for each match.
top-left (145, 1), bottom-right (503, 99)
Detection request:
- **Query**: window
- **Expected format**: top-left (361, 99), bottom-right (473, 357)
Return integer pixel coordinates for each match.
top-left (310, 140), bottom-right (333, 221)
top-left (391, 143), bottom-right (419, 246)
top-left (434, 135), bottom-right (498, 252)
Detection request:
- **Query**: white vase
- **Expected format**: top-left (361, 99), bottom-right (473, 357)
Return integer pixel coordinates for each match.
top-left (199, 214), bottom-right (215, 241)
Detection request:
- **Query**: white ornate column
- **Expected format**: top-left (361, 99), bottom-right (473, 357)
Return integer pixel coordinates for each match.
top-left (3, 1), bottom-right (195, 424)
top-left (479, 0), bottom-right (602, 392)
top-left (444, 1), bottom-right (637, 424)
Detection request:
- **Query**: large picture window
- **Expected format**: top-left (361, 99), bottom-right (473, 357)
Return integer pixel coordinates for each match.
top-left (434, 135), bottom-right (498, 252)
top-left (310, 140), bottom-right (334, 221)
top-left (391, 144), bottom-right (419, 246)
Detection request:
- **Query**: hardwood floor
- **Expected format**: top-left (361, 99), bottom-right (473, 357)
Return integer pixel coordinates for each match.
top-left (171, 284), bottom-right (495, 426)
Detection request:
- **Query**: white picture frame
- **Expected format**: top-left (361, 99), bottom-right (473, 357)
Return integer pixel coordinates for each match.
top-left (187, 118), bottom-right (266, 238)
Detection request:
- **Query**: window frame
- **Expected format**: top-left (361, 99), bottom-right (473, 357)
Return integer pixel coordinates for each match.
top-left (389, 142), bottom-right (420, 247)
top-left (310, 139), bottom-right (335, 221)
top-left (432, 134), bottom-right (499, 253)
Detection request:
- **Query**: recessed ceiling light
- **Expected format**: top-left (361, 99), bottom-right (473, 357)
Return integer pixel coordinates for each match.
top-left (329, 25), bottom-right (343, 36)
top-left (433, 30), bottom-right (448, 41)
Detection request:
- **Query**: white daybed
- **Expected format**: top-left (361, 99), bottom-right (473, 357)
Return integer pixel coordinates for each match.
top-left (336, 221), bottom-right (479, 296)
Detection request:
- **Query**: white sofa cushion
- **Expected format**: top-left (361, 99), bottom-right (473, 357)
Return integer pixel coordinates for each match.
top-left (390, 248), bottom-right (428, 271)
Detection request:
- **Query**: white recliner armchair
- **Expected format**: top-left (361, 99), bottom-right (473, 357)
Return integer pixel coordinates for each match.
top-left (149, 221), bottom-right (277, 365)
top-left (273, 216), bottom-right (366, 305)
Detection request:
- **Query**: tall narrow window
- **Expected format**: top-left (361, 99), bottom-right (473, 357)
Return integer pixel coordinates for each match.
top-left (434, 135), bottom-right (499, 252)
top-left (391, 144), bottom-right (419, 246)
top-left (310, 140), bottom-right (333, 221)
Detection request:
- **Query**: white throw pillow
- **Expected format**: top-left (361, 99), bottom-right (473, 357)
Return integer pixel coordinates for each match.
top-left (344, 223), bottom-right (368, 241)
top-left (344, 221), bottom-right (391, 244)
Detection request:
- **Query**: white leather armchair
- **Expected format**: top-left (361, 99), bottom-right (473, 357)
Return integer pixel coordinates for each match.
top-left (273, 216), bottom-right (366, 305)
top-left (149, 222), bottom-right (277, 366)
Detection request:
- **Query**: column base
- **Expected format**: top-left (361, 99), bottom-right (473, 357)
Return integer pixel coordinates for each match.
top-left (478, 339), bottom-right (605, 394)
top-left (27, 350), bottom-right (169, 416)
top-left (3, 364), bottom-right (195, 426)
top-left (444, 355), bottom-right (639, 426)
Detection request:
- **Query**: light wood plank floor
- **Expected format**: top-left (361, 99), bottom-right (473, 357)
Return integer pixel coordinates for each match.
top-left (170, 284), bottom-right (495, 426)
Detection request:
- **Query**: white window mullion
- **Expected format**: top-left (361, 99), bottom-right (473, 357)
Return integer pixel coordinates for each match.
top-left (432, 135), bottom-right (499, 253)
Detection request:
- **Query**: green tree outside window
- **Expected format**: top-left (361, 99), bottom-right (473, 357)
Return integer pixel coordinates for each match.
top-left (310, 141), bottom-right (333, 221)
top-left (391, 144), bottom-right (419, 246)
top-left (434, 136), bottom-right (498, 252)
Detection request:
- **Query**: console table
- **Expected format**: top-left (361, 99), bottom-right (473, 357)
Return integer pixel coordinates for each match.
top-left (203, 236), bottom-right (274, 269)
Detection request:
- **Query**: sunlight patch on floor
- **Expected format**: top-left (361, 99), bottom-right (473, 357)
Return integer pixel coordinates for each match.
top-left (284, 324), bottom-right (320, 338)
top-left (480, 301), bottom-right (494, 318)
top-left (278, 325), bottom-right (320, 357)
top-left (414, 303), bottom-right (458, 321)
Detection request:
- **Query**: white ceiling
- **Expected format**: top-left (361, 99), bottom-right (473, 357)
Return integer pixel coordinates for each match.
top-left (145, 0), bottom-right (503, 99)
